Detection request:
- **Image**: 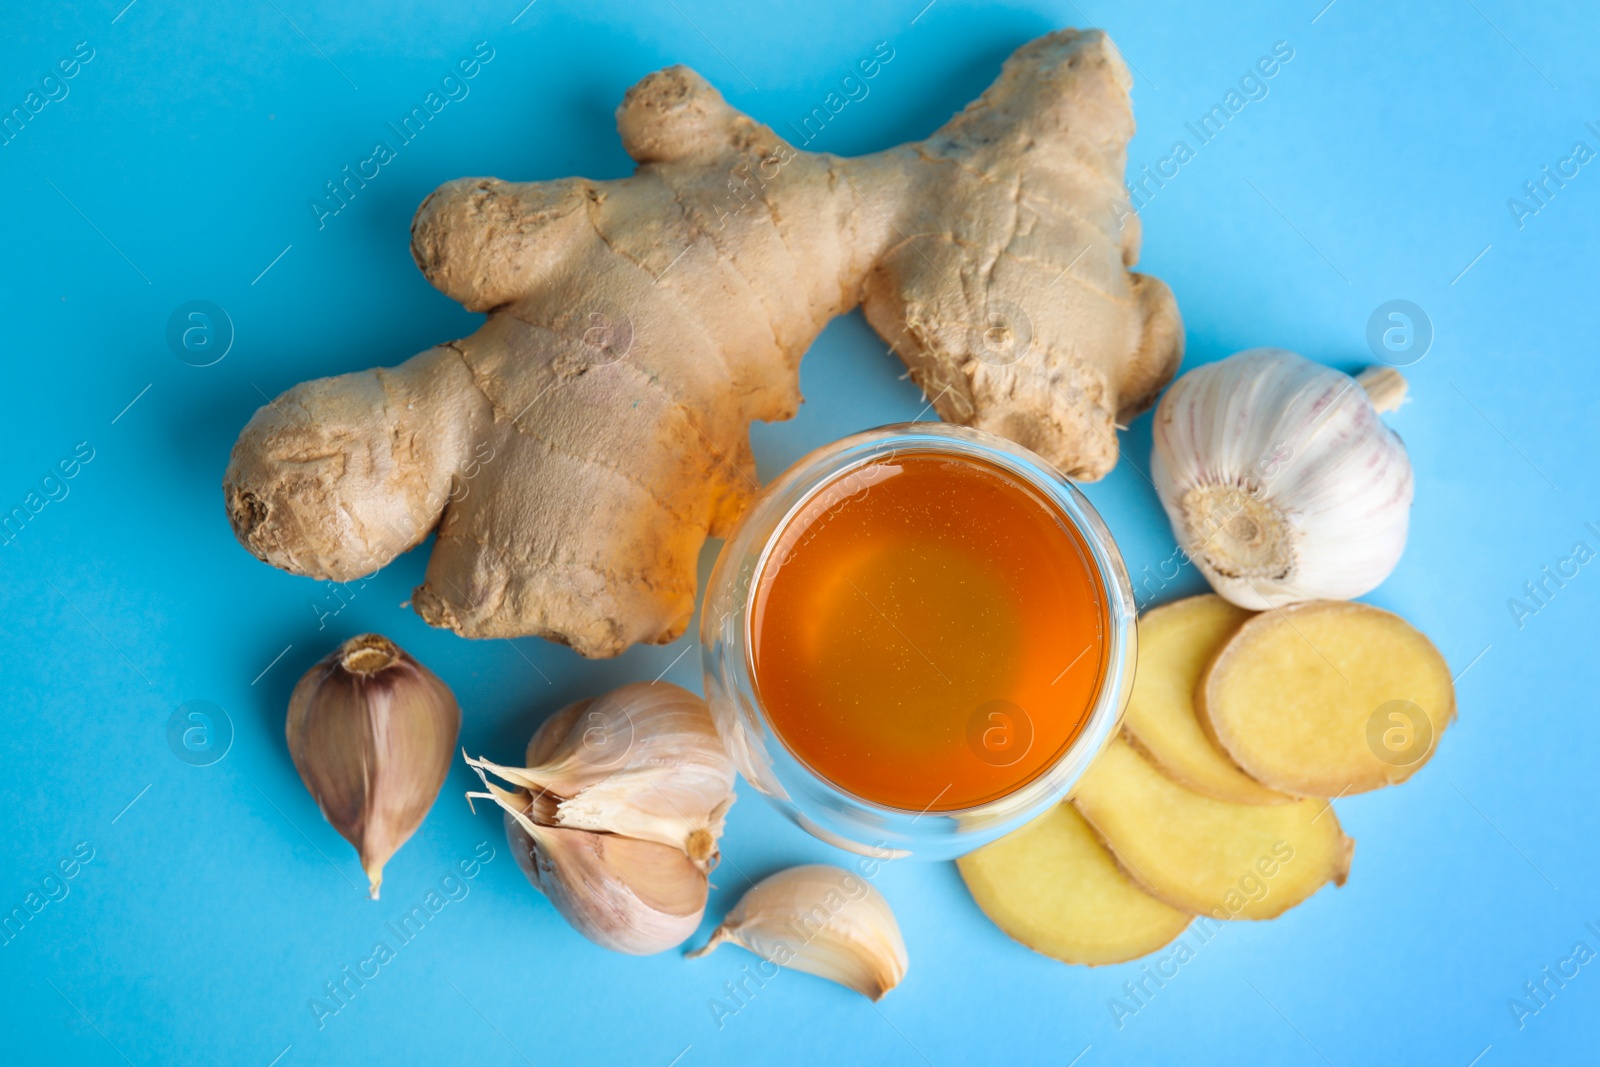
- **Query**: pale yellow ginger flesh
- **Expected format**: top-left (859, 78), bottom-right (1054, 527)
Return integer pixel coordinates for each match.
top-left (1070, 738), bottom-right (1352, 921)
top-left (958, 802), bottom-right (1189, 966)
top-left (1124, 595), bottom-right (1289, 805)
top-left (1199, 601), bottom-right (1456, 797)
top-left (222, 29), bottom-right (1182, 657)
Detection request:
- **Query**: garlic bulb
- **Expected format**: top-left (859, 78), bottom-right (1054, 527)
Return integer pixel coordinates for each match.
top-left (286, 633), bottom-right (461, 899)
top-left (465, 681), bottom-right (737, 954)
top-left (688, 865), bottom-right (908, 1000)
top-left (1150, 348), bottom-right (1413, 609)
top-left (465, 682), bottom-right (735, 869)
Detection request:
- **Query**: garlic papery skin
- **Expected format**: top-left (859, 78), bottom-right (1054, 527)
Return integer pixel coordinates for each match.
top-left (1150, 348), bottom-right (1414, 610)
top-left (286, 633), bottom-right (461, 899)
top-left (489, 785), bottom-right (708, 955)
top-left (687, 865), bottom-right (908, 1000)
top-left (465, 682), bottom-right (736, 870)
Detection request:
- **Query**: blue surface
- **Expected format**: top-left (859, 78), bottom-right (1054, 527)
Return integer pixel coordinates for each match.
top-left (2, 1), bottom-right (1595, 1064)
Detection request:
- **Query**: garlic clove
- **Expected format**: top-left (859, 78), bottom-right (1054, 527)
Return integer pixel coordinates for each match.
top-left (548, 769), bottom-right (735, 871)
top-left (494, 790), bottom-right (708, 955)
top-left (687, 865), bottom-right (908, 1000)
top-left (287, 633), bottom-right (461, 899)
top-left (1151, 348), bottom-right (1414, 609)
top-left (465, 682), bottom-right (736, 869)
top-left (525, 683), bottom-right (733, 795)
top-left (505, 696), bottom-right (606, 795)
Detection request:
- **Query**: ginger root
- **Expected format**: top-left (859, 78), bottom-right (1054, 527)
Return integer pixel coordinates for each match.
top-left (224, 29), bottom-right (1182, 657)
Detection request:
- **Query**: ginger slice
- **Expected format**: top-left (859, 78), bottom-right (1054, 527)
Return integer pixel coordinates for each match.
top-left (1199, 600), bottom-right (1455, 797)
top-left (958, 802), bottom-right (1189, 965)
top-left (1123, 595), bottom-right (1288, 805)
top-left (1070, 738), bottom-right (1352, 920)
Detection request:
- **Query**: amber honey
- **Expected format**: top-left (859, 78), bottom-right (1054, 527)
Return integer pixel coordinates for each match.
top-left (747, 450), bottom-right (1108, 812)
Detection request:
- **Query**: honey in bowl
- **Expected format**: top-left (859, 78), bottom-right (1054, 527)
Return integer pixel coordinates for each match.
top-left (747, 450), bottom-right (1109, 812)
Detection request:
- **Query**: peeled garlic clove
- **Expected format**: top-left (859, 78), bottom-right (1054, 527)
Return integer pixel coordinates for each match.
top-left (1150, 348), bottom-right (1414, 609)
top-left (499, 794), bottom-right (708, 955)
top-left (287, 633), bottom-right (460, 899)
top-left (688, 865), bottom-right (908, 1000)
top-left (466, 682), bottom-right (736, 869)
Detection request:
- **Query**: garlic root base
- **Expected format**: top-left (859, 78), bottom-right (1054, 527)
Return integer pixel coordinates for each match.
top-left (1151, 348), bottom-right (1414, 610)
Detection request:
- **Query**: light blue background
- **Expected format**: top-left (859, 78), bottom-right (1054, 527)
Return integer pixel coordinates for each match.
top-left (2, 1), bottom-right (1595, 1064)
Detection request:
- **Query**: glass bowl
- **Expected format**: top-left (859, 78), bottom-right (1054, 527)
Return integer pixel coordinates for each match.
top-left (700, 423), bottom-right (1135, 860)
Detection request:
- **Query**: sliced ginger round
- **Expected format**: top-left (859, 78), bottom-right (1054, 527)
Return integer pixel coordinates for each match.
top-left (1199, 600), bottom-right (1455, 797)
top-left (958, 802), bottom-right (1189, 965)
top-left (1071, 737), bottom-right (1352, 920)
top-left (1124, 595), bottom-right (1288, 805)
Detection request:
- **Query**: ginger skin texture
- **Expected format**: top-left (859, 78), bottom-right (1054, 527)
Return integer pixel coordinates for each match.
top-left (224, 29), bottom-right (1183, 658)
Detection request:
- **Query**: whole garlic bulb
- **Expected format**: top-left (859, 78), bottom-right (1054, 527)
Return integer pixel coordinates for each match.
top-left (1150, 348), bottom-right (1413, 609)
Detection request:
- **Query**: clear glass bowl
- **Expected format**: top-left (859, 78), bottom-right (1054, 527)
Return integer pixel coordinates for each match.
top-left (700, 423), bottom-right (1136, 860)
